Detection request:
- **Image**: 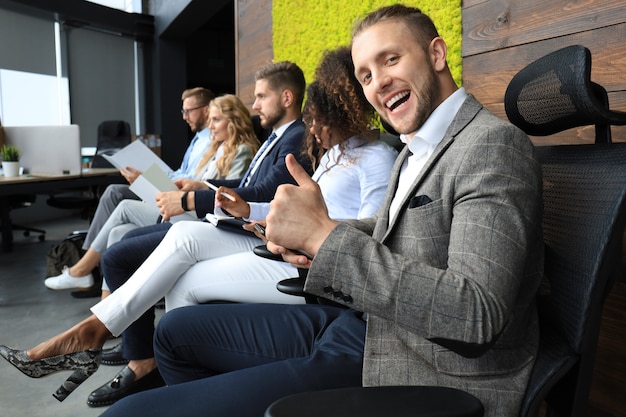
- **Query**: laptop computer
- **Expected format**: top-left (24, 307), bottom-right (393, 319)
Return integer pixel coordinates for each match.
top-left (3, 125), bottom-right (82, 176)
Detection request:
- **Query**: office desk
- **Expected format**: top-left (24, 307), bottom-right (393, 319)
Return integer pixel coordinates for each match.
top-left (0, 168), bottom-right (125, 251)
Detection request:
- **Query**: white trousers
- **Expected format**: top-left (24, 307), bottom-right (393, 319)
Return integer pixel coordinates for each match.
top-left (90, 199), bottom-right (161, 291)
top-left (91, 221), bottom-right (303, 336)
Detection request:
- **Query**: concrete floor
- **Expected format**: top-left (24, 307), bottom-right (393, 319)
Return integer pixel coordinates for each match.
top-left (0, 216), bottom-right (129, 417)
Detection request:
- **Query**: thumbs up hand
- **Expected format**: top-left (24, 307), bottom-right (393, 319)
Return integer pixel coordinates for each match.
top-left (266, 154), bottom-right (338, 261)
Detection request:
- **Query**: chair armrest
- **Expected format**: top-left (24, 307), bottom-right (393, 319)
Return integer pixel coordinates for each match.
top-left (275, 277), bottom-right (306, 297)
top-left (276, 277), bottom-right (319, 304)
top-left (253, 244), bottom-right (284, 262)
top-left (265, 386), bottom-right (484, 417)
top-left (264, 247), bottom-right (346, 307)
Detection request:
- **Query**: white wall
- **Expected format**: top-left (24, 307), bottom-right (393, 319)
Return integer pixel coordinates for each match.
top-left (0, 69), bottom-right (70, 126)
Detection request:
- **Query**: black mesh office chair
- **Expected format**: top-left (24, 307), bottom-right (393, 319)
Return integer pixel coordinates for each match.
top-left (47, 120), bottom-right (131, 219)
top-left (265, 45), bottom-right (626, 417)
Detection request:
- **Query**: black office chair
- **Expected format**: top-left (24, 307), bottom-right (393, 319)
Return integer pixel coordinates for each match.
top-left (265, 45), bottom-right (626, 417)
top-left (47, 120), bottom-right (131, 220)
top-left (1, 194), bottom-right (46, 242)
top-left (90, 120), bottom-right (133, 168)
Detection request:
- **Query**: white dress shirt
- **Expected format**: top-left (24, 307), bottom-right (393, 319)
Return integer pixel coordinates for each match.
top-left (388, 88), bottom-right (468, 223)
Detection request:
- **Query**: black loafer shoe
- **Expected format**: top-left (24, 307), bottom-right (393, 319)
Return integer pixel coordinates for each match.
top-left (86, 366), bottom-right (165, 407)
top-left (101, 343), bottom-right (128, 366)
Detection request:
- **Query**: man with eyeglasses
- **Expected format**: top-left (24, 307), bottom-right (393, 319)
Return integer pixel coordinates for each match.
top-left (54, 87), bottom-right (215, 297)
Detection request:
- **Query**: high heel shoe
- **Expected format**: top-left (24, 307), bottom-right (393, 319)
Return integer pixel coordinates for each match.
top-left (0, 345), bottom-right (102, 402)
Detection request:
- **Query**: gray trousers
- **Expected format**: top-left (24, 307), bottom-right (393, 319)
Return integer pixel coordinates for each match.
top-left (82, 184), bottom-right (139, 250)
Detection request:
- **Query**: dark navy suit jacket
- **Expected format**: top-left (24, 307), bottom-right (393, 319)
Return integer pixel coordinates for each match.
top-left (193, 118), bottom-right (310, 217)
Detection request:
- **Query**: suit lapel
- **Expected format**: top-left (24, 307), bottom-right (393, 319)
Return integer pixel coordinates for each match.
top-left (378, 95), bottom-right (484, 242)
top-left (372, 147), bottom-right (408, 241)
top-left (247, 117), bottom-right (303, 187)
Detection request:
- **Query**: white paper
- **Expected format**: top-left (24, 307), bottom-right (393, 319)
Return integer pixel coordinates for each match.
top-left (129, 163), bottom-right (177, 204)
top-left (103, 140), bottom-right (172, 174)
top-left (204, 213), bottom-right (236, 226)
top-left (130, 163), bottom-right (197, 223)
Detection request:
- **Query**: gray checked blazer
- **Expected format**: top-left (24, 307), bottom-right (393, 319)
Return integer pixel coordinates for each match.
top-left (305, 95), bottom-right (544, 417)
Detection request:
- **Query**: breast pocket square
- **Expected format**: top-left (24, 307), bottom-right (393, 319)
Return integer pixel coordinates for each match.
top-left (409, 195), bottom-right (433, 208)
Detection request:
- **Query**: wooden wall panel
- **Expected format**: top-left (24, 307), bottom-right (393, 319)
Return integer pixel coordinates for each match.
top-left (462, 0), bottom-right (488, 8)
top-left (463, 21), bottom-right (626, 145)
top-left (464, 24), bottom-right (626, 108)
top-left (235, 0), bottom-right (273, 108)
top-left (462, 0), bottom-right (625, 57)
top-left (463, 1), bottom-right (626, 146)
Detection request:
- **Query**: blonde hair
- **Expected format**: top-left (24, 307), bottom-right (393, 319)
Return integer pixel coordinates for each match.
top-left (195, 95), bottom-right (260, 178)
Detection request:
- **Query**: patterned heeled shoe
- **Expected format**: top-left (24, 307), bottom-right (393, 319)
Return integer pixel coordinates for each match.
top-left (0, 345), bottom-right (102, 402)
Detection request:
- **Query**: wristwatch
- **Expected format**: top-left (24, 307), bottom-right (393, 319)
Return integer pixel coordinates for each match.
top-left (181, 191), bottom-right (190, 211)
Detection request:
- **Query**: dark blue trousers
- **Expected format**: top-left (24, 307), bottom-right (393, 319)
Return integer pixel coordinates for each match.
top-left (100, 303), bottom-right (366, 417)
top-left (101, 222), bottom-right (171, 360)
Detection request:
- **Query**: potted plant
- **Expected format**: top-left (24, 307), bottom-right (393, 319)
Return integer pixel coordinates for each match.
top-left (1, 144), bottom-right (21, 177)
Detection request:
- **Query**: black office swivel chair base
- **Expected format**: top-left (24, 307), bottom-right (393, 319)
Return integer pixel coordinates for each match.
top-left (46, 194), bottom-right (100, 220)
top-left (12, 224), bottom-right (46, 241)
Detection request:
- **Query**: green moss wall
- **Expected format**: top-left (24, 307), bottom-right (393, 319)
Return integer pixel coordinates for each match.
top-left (272, 0), bottom-right (462, 86)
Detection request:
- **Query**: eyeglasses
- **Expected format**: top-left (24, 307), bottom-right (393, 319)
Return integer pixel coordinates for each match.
top-left (181, 105), bottom-right (205, 116)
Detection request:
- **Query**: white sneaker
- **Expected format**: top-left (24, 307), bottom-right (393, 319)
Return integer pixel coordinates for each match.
top-left (44, 266), bottom-right (94, 290)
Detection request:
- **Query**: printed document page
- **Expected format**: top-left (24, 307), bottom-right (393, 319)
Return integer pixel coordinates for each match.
top-left (103, 140), bottom-right (172, 174)
top-left (129, 163), bottom-right (196, 223)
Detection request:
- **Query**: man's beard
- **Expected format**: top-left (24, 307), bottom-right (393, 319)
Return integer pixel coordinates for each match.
top-left (261, 106), bottom-right (286, 129)
top-left (391, 67), bottom-right (441, 135)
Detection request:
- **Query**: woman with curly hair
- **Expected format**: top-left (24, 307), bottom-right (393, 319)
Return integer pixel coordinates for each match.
top-left (304, 45), bottom-right (375, 166)
top-left (298, 47), bottom-right (397, 219)
top-left (0, 46), bottom-right (397, 409)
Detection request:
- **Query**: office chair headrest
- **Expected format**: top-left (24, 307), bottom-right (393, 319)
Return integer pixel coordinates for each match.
top-left (504, 45), bottom-right (626, 138)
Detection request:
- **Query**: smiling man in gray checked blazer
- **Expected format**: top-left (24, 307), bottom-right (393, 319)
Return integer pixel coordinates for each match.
top-left (100, 5), bottom-right (544, 417)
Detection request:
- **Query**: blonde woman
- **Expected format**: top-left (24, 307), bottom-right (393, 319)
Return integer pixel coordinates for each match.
top-left (185, 94), bottom-right (260, 186)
